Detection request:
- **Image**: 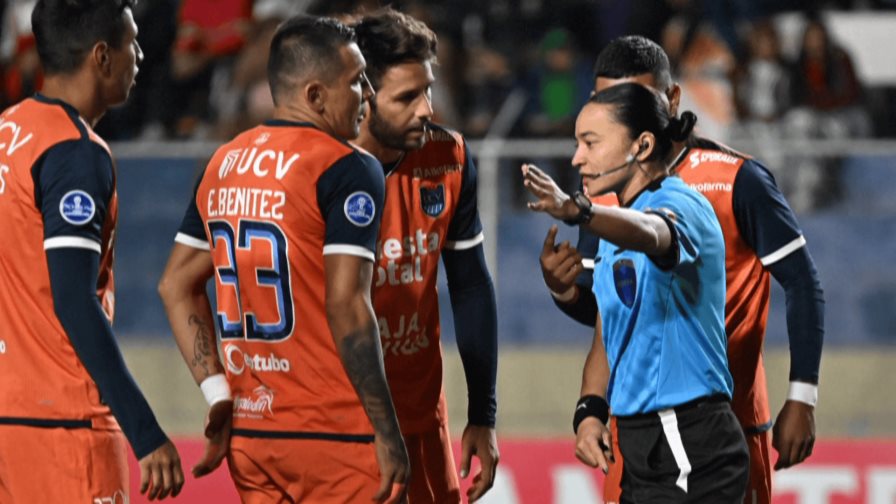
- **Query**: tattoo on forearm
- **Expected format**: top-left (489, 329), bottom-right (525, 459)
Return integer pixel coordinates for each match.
top-left (188, 314), bottom-right (218, 379)
top-left (340, 325), bottom-right (403, 452)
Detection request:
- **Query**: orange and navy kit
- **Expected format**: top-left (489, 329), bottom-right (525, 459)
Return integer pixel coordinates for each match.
top-left (175, 120), bottom-right (387, 501)
top-left (373, 124), bottom-right (495, 502)
top-left (375, 125), bottom-right (483, 433)
top-left (0, 95), bottom-right (164, 501)
top-left (574, 138), bottom-right (821, 504)
top-left (177, 120), bottom-right (385, 437)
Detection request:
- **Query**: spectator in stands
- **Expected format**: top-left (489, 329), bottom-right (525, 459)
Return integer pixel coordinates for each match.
top-left (734, 20), bottom-right (793, 123)
top-left (519, 28), bottom-right (592, 139)
top-left (1, 1), bottom-right (39, 109)
top-left (168, 0), bottom-right (252, 138)
top-left (784, 14), bottom-right (871, 211)
top-left (515, 28), bottom-right (592, 205)
top-left (731, 19), bottom-right (793, 182)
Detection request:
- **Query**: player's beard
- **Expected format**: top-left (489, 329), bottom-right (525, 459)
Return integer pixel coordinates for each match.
top-left (368, 99), bottom-right (428, 151)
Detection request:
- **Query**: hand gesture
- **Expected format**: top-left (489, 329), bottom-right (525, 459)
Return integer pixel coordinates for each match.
top-left (138, 439), bottom-right (184, 500)
top-left (772, 400), bottom-right (816, 470)
top-left (575, 417), bottom-right (614, 474)
top-left (192, 399), bottom-right (233, 478)
top-left (522, 164), bottom-right (576, 220)
top-left (459, 424), bottom-right (500, 502)
top-left (540, 225), bottom-right (583, 298)
top-left (373, 432), bottom-right (410, 503)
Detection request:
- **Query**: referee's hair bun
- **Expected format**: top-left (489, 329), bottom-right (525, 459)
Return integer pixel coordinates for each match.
top-left (665, 111), bottom-right (697, 142)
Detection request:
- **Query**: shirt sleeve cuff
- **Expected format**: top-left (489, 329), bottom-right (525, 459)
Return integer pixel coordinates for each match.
top-left (787, 381), bottom-right (818, 407)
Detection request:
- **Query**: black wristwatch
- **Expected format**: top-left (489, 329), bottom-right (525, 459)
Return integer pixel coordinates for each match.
top-left (563, 191), bottom-right (593, 226)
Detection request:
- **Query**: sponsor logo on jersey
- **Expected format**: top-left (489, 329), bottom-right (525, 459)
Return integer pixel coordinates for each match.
top-left (420, 185), bottom-right (445, 217)
top-left (235, 385), bottom-right (275, 418)
top-left (345, 191), bottom-right (375, 227)
top-left (688, 182), bottom-right (733, 193)
top-left (613, 259), bottom-right (637, 308)
top-left (59, 190), bottom-right (95, 225)
top-left (375, 229), bottom-right (440, 287)
top-left (93, 490), bottom-right (128, 504)
top-left (0, 339), bottom-right (6, 354)
top-left (224, 344), bottom-right (291, 375)
top-left (379, 311), bottom-right (430, 356)
top-left (412, 163), bottom-right (462, 179)
top-left (688, 151), bottom-right (740, 169)
top-left (255, 132), bottom-right (271, 145)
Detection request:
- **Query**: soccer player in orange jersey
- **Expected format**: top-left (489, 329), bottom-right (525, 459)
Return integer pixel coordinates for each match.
top-left (352, 9), bottom-right (500, 503)
top-left (0, 1), bottom-right (183, 501)
top-left (543, 36), bottom-right (824, 504)
top-left (157, 15), bottom-right (409, 503)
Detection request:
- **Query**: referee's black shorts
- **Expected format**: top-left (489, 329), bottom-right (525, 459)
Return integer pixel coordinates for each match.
top-left (616, 395), bottom-right (749, 504)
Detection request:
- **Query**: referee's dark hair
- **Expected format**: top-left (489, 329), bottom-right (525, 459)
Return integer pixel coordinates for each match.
top-left (353, 7), bottom-right (437, 90)
top-left (32, 0), bottom-right (137, 75)
top-left (267, 15), bottom-right (357, 106)
top-left (591, 83), bottom-right (696, 162)
top-left (593, 35), bottom-right (673, 92)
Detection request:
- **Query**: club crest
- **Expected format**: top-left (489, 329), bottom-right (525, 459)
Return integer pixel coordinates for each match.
top-left (420, 185), bottom-right (445, 217)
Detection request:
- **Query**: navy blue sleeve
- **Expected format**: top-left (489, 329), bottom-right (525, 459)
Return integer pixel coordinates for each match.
top-left (174, 173), bottom-right (207, 247)
top-left (445, 141), bottom-right (484, 247)
top-left (732, 159), bottom-right (804, 264)
top-left (46, 233), bottom-right (168, 460)
top-left (733, 159), bottom-right (823, 383)
top-left (36, 140), bottom-right (112, 249)
top-left (442, 245), bottom-right (497, 426)
top-left (766, 247), bottom-right (825, 384)
top-left (552, 227), bottom-right (599, 327)
top-left (317, 151), bottom-right (385, 258)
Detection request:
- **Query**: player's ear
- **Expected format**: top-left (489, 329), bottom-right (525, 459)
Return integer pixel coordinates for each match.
top-left (305, 81), bottom-right (326, 114)
top-left (666, 83), bottom-right (682, 118)
top-left (92, 41), bottom-right (112, 77)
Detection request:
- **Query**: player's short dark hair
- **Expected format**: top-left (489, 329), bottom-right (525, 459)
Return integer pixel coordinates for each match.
top-left (353, 8), bottom-right (437, 90)
top-left (590, 83), bottom-right (696, 161)
top-left (267, 15), bottom-right (357, 106)
top-left (593, 35), bottom-right (673, 91)
top-left (32, 0), bottom-right (137, 75)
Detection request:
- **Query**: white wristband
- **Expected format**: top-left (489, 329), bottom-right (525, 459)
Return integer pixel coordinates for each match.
top-left (200, 374), bottom-right (232, 407)
top-left (787, 381), bottom-right (818, 407)
top-left (549, 286), bottom-right (577, 303)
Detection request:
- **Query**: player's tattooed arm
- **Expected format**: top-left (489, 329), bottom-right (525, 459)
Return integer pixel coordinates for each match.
top-left (159, 244), bottom-right (223, 385)
top-left (188, 313), bottom-right (222, 380)
top-left (339, 325), bottom-right (404, 449)
top-left (325, 254), bottom-right (409, 498)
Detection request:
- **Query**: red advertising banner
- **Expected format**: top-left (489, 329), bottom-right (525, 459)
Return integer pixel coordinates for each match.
top-left (126, 438), bottom-right (896, 504)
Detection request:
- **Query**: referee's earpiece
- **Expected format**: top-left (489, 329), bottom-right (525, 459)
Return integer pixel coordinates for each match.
top-left (626, 141), bottom-right (648, 163)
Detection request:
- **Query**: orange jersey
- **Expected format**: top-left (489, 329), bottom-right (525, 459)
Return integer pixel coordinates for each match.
top-left (176, 120), bottom-right (385, 437)
top-left (0, 96), bottom-right (118, 429)
top-left (373, 125), bottom-right (484, 434)
top-left (586, 141), bottom-right (806, 431)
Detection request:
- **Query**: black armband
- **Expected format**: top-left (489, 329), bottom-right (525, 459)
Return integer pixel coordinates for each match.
top-left (573, 394), bottom-right (610, 434)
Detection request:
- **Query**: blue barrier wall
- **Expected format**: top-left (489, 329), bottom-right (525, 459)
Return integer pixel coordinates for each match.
top-left (112, 155), bottom-right (895, 347)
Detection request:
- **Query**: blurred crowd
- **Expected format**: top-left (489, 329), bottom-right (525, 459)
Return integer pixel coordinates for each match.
top-left (2, 0), bottom-right (895, 210)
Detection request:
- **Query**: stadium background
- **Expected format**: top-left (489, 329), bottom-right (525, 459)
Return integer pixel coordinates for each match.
top-left (4, 0), bottom-right (896, 502)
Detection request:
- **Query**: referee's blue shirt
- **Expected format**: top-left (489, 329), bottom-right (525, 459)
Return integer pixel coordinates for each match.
top-left (593, 176), bottom-right (732, 416)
